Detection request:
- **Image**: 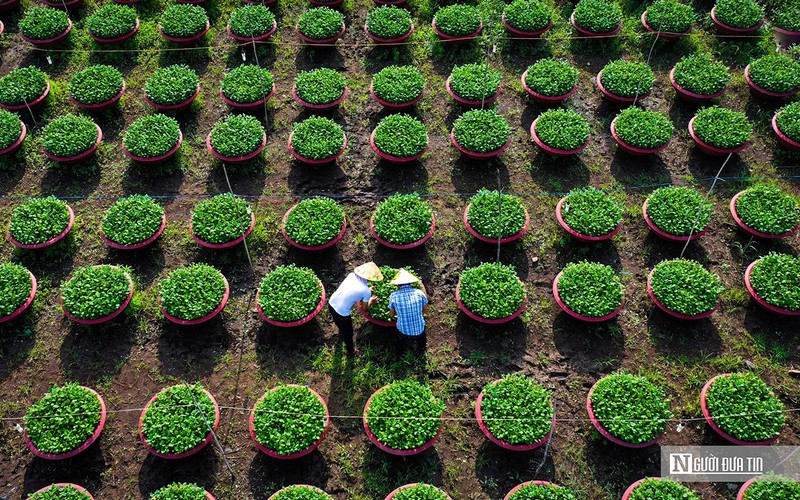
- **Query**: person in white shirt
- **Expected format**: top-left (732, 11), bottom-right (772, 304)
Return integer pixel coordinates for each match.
top-left (328, 262), bottom-right (383, 356)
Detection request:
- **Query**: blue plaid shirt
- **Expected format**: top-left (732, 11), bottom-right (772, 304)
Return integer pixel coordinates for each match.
top-left (388, 285), bottom-right (428, 336)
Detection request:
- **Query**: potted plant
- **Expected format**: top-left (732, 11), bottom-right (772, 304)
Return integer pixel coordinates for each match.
top-left (554, 262), bottom-right (624, 322)
top-left (24, 383), bottom-right (106, 460)
top-left (365, 5), bottom-right (414, 43)
top-left (288, 116), bottom-right (347, 164)
top-left (745, 253), bottom-right (800, 315)
top-left (227, 5), bottom-right (277, 43)
top-left (641, 0), bottom-right (694, 38)
top-left (521, 58), bottom-right (579, 105)
top-left (370, 65), bottom-right (424, 109)
top-left (464, 189), bottom-right (529, 244)
top-left (100, 196), bottom-right (166, 250)
top-left (386, 484), bottom-right (451, 499)
top-left (622, 478), bottom-right (700, 500)
top-left (648, 259), bottom-right (724, 319)
top-left (370, 194), bottom-right (435, 249)
top-left (371, 114), bottom-right (428, 163)
top-left (531, 109), bottom-right (590, 156)
top-left (296, 7), bottom-right (345, 44)
top-left (446, 63), bottom-right (502, 107)
top-left (730, 184), bottom-right (799, 239)
top-left (556, 188), bottom-right (623, 242)
top-left (432, 4), bottom-right (482, 42)
top-left (41, 113), bottom-right (102, 164)
top-left (643, 186), bottom-right (713, 242)
top-left (159, 4), bottom-right (209, 45)
top-left (87, 4), bottom-right (139, 43)
top-left (451, 109), bottom-right (512, 159)
top-left (269, 486), bottom-right (332, 500)
top-left (0, 109), bottom-right (25, 157)
top-left (363, 380), bottom-right (445, 455)
top-left (281, 197), bottom-right (346, 250)
top-left (611, 107), bottom-right (673, 155)
top-left (773, 101), bottom-right (800, 151)
top-left (250, 384), bottom-right (329, 458)
top-left (139, 383), bottom-right (220, 458)
top-left (670, 53), bottom-right (729, 102)
top-left (689, 106), bottom-right (752, 156)
top-left (597, 60), bottom-right (655, 105)
top-left (504, 482), bottom-right (576, 500)
top-left (29, 484), bottom-right (94, 500)
top-left (587, 372), bottom-right (672, 447)
top-left (502, 0), bottom-right (553, 38)
top-left (570, 0), bottom-right (623, 37)
top-left (150, 483), bottom-right (215, 500)
top-left (456, 262), bottom-right (526, 324)
top-left (701, 373), bottom-right (784, 445)
top-left (190, 193), bottom-right (255, 248)
top-left (772, 5), bottom-right (800, 47)
top-left (221, 65), bottom-right (275, 111)
top-left (206, 114), bottom-right (266, 163)
top-left (0, 66), bottom-right (50, 111)
top-left (123, 114), bottom-right (183, 164)
top-left (7, 196), bottom-right (74, 249)
top-left (737, 478), bottom-right (800, 499)
top-left (144, 65), bottom-right (200, 112)
top-left (745, 54), bottom-right (800, 99)
top-left (68, 65), bottom-right (125, 112)
top-left (476, 374), bottom-right (554, 451)
top-left (61, 265), bottom-right (134, 324)
top-left (19, 7), bottom-right (71, 48)
top-left (712, 0), bottom-right (764, 35)
top-left (158, 264), bottom-right (229, 325)
top-left (0, 263), bottom-right (36, 323)
top-left (359, 265), bottom-right (424, 326)
top-left (292, 68), bottom-right (348, 111)
top-left (256, 265), bottom-right (326, 326)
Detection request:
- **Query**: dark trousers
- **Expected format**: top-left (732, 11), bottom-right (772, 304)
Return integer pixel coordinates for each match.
top-left (328, 305), bottom-right (355, 354)
top-left (395, 329), bottom-right (427, 356)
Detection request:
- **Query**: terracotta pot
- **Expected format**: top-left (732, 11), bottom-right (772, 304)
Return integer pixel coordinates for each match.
top-left (101, 213), bottom-right (166, 250)
top-left (123, 130), bottom-right (183, 164)
top-left (369, 214), bottom-right (435, 249)
top-left (29, 484), bottom-right (94, 499)
top-left (160, 276), bottom-right (230, 325)
top-left (0, 81), bottom-right (49, 112)
top-left (386, 484), bottom-right (452, 500)
top-left (596, 71), bottom-right (649, 105)
top-left (553, 271), bottom-right (624, 322)
top-left (369, 82), bottom-right (423, 110)
top-left (288, 131), bottom-right (347, 165)
top-left (295, 23), bottom-right (346, 45)
top-left (642, 199), bottom-right (705, 243)
top-left (139, 388), bottom-right (221, 458)
top-left (774, 26), bottom-right (800, 48)
top-left (190, 211), bottom-right (255, 249)
top-left (281, 204), bottom-right (346, 251)
top-left (744, 64), bottom-right (799, 100)
top-left (43, 125), bottom-right (102, 164)
top-left (502, 14), bottom-right (552, 38)
top-left (159, 21), bottom-right (210, 46)
top-left (144, 86), bottom-right (199, 112)
top-left (772, 112), bottom-right (800, 151)
top-left (227, 19), bottom-right (277, 43)
top-left (356, 279), bottom-right (428, 327)
top-left (370, 129), bottom-right (426, 164)
top-left (7, 205), bottom-right (74, 250)
top-left (450, 130), bottom-right (510, 160)
top-left (669, 67), bottom-right (724, 103)
top-left (647, 269), bottom-right (718, 320)
top-left (463, 203), bottom-right (529, 244)
top-left (475, 381), bottom-right (553, 451)
top-left (622, 478), bottom-right (672, 499)
top-left (0, 269), bottom-right (36, 324)
top-left (688, 116), bottom-right (749, 157)
top-left (445, 76), bottom-right (501, 107)
top-left (364, 22), bottom-right (414, 44)
top-left (570, 12), bottom-right (621, 37)
top-left (256, 280), bottom-right (326, 327)
top-left (21, 19), bottom-right (72, 48)
top-left (432, 18), bottom-right (483, 43)
top-left (268, 486), bottom-right (328, 500)
top-left (89, 19), bottom-right (140, 44)
top-left (530, 117), bottom-right (589, 156)
top-left (62, 268), bottom-right (134, 325)
top-left (0, 121), bottom-right (26, 157)
top-left (363, 385), bottom-right (441, 456)
top-left (292, 85), bottom-right (348, 111)
top-left (26, 387), bottom-right (106, 460)
top-left (221, 84), bottom-right (275, 112)
top-left (455, 280), bottom-right (527, 324)
top-left (640, 11), bottom-right (690, 39)
top-left (206, 131), bottom-right (266, 163)
top-left (556, 197), bottom-right (621, 242)
top-left (737, 479), bottom-right (758, 500)
top-left (520, 69), bottom-right (576, 106)
top-left (744, 260), bottom-right (800, 316)
top-left (729, 190), bottom-right (799, 239)
top-left (700, 374), bottom-right (780, 446)
top-left (504, 481), bottom-right (563, 500)
top-left (70, 81), bottom-right (125, 112)
top-left (711, 6), bottom-right (763, 35)
top-left (587, 382), bottom-right (665, 448)
top-left (42, 0), bottom-right (82, 10)
top-left (611, 117), bottom-right (669, 156)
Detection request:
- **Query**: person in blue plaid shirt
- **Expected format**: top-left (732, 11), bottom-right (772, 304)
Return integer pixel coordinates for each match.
top-left (388, 269), bottom-right (429, 355)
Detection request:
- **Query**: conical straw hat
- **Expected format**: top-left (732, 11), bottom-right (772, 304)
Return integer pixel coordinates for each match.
top-left (390, 269), bottom-right (419, 286)
top-left (354, 262), bottom-right (383, 281)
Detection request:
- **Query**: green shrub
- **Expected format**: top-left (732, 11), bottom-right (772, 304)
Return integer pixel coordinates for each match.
top-left (572, 0), bottom-right (623, 33)
top-left (0, 263), bottom-right (32, 317)
top-left (252, 384), bottom-right (326, 454)
top-left (271, 486), bottom-right (332, 500)
top-left (221, 65), bottom-right (274, 104)
top-left (772, 5), bottom-right (800, 32)
top-left (61, 265), bottom-right (131, 320)
top-left (534, 109), bottom-right (590, 150)
top-left (524, 58), bottom-right (578, 97)
top-left (393, 484), bottom-right (450, 500)
top-left (297, 7), bottom-right (344, 40)
top-left (507, 483), bottom-right (576, 500)
top-left (257, 265), bottom-right (323, 322)
top-left (561, 188), bottom-right (623, 236)
top-left (365, 266), bottom-right (423, 321)
top-left (283, 197), bottom-right (345, 247)
top-left (558, 262), bottom-right (623, 318)
top-left (600, 60), bottom-right (655, 98)
top-left (9, 197), bottom-right (70, 245)
top-left (373, 114), bottom-right (427, 158)
top-left (372, 65), bottom-right (424, 104)
top-left (209, 114), bottom-right (265, 158)
top-left (144, 65), bottom-right (199, 106)
top-left (742, 479), bottom-right (800, 499)
top-left (160, 4), bottom-right (208, 38)
top-left (124, 114), bottom-right (181, 158)
top-left (590, 372), bottom-right (672, 444)
top-left (503, 0), bottom-right (552, 32)
top-left (86, 4), bottom-right (137, 39)
top-left (628, 479), bottom-right (700, 500)
top-left (692, 106), bottom-right (752, 149)
top-left (29, 484), bottom-right (93, 500)
top-left (466, 189), bottom-right (527, 239)
top-left (705, 373), bottom-right (784, 442)
top-left (20, 7), bottom-right (70, 41)
top-left (453, 109), bottom-right (511, 153)
top-left (481, 374), bottom-right (553, 445)
top-left (645, 0), bottom-right (695, 33)
top-left (750, 253), bottom-right (800, 311)
top-left (294, 68), bottom-right (346, 105)
top-left (735, 184), bottom-right (799, 235)
top-left (459, 262), bottom-right (525, 319)
top-left (41, 114), bottom-right (99, 158)
top-left (159, 264), bottom-right (227, 321)
top-left (434, 4), bottom-right (481, 36)
top-left (0, 109), bottom-right (22, 150)
top-left (150, 483), bottom-right (207, 500)
top-left (777, 101), bottom-right (800, 143)
top-left (449, 63), bottom-right (502, 101)
top-left (291, 116), bottom-right (345, 160)
top-left (645, 186), bottom-right (712, 236)
top-left (613, 107), bottom-right (673, 149)
top-left (366, 380), bottom-right (444, 450)
top-left (373, 194), bottom-right (433, 244)
top-left (68, 65), bottom-right (124, 105)
top-left (748, 54), bottom-right (800, 93)
top-left (366, 5), bottom-right (412, 39)
top-left (714, 0), bottom-right (764, 28)
top-left (650, 259), bottom-right (723, 316)
top-left (0, 67), bottom-right (48, 106)
top-left (141, 383), bottom-right (216, 454)
top-left (191, 193), bottom-right (252, 244)
top-left (672, 53), bottom-right (729, 96)
top-left (101, 196), bottom-right (164, 246)
top-left (24, 383), bottom-right (101, 454)
top-left (229, 5), bottom-right (275, 38)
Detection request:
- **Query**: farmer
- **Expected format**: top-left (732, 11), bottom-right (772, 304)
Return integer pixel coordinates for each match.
top-left (388, 269), bottom-right (429, 355)
top-left (328, 262), bottom-right (383, 356)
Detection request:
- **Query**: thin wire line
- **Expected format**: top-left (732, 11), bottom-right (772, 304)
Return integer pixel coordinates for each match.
top-left (680, 153), bottom-right (733, 258)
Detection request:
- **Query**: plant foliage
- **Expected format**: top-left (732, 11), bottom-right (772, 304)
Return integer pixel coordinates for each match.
top-left (742, 479), bottom-right (800, 499)
top-left (0, 263), bottom-right (32, 317)
top-left (504, 0), bottom-right (552, 32)
top-left (735, 184), bottom-right (799, 234)
top-left (366, 380), bottom-right (445, 450)
top-left (481, 374), bottom-right (553, 445)
top-left (20, 7), bottom-right (70, 41)
top-left (61, 265), bottom-right (131, 320)
top-left (365, 265), bottom-right (423, 322)
top-left (534, 109), bottom-right (590, 151)
top-left (600, 60), bottom-right (655, 98)
top-left (366, 5), bottom-right (413, 39)
top-left (673, 53), bottom-right (729, 96)
top-left (591, 372), bottom-right (672, 444)
top-left (393, 484), bottom-right (450, 500)
top-left (572, 0), bottom-right (623, 33)
top-left (257, 265), bottom-right (322, 322)
top-left (507, 483), bottom-right (576, 500)
top-left (144, 65), bottom-right (199, 106)
top-left (87, 4), bottom-right (137, 39)
top-left (748, 54), bottom-right (800, 93)
top-left (561, 188), bottom-right (623, 236)
top-left (291, 116), bottom-right (345, 160)
top-left (160, 4), bottom-right (208, 38)
top-left (449, 63), bottom-right (502, 102)
top-left (41, 114), bottom-right (98, 158)
top-left (29, 484), bottom-right (93, 500)
top-left (297, 7), bottom-right (344, 40)
top-left (270, 486), bottom-right (332, 500)
top-left (229, 5), bottom-right (275, 38)
top-left (372, 194), bottom-right (434, 244)
top-left (9, 196), bottom-right (70, 245)
top-left (614, 107), bottom-right (673, 149)
top-left (453, 109), bottom-right (511, 153)
top-left (68, 65), bottom-right (124, 105)
top-left (645, 186), bottom-right (713, 236)
top-left (284, 197), bottom-right (345, 247)
top-left (210, 114), bottom-right (265, 158)
top-left (714, 0), bottom-right (764, 28)
top-left (159, 264), bottom-right (227, 321)
top-left (373, 114), bottom-right (427, 158)
top-left (0, 109), bottom-right (22, 150)
top-left (524, 58), bottom-right (578, 96)
top-left (434, 4), bottom-right (481, 36)
top-left (221, 65), bottom-right (274, 104)
top-left (372, 65), bottom-right (424, 104)
top-left (25, 383), bottom-right (101, 455)
top-left (749, 253), bottom-right (800, 311)
top-left (124, 114), bottom-right (181, 158)
top-left (191, 193), bottom-right (252, 244)
top-left (645, 0), bottom-right (695, 33)
top-left (692, 106), bottom-right (752, 149)
top-left (101, 196), bottom-right (164, 246)
top-left (558, 262), bottom-right (623, 317)
top-left (772, 5), bottom-right (800, 31)
top-left (294, 68), bottom-right (346, 105)
top-left (650, 259), bottom-right (724, 316)
top-left (628, 479), bottom-right (700, 500)
top-left (459, 263), bottom-right (525, 319)
top-left (141, 383), bottom-right (216, 454)
top-left (0, 66), bottom-right (48, 106)
top-left (252, 384), bottom-right (326, 454)
top-left (705, 373), bottom-right (784, 442)
top-left (777, 101), bottom-right (800, 143)
top-left (149, 483), bottom-right (208, 500)
top-left (466, 189), bottom-right (527, 239)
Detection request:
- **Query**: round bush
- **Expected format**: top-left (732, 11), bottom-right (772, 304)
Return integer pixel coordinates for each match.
top-left (572, 0), bottom-right (623, 33)
top-left (20, 7), bottom-right (70, 41)
top-left (558, 262), bottom-right (623, 318)
top-left (590, 372), bottom-right (672, 444)
top-left (191, 193), bottom-right (252, 244)
top-left (705, 373), bottom-right (784, 442)
top-left (434, 4), bottom-right (481, 36)
top-left (650, 259), bottom-right (724, 316)
top-left (748, 54), bottom-right (800, 94)
top-left (772, 5), bottom-right (800, 32)
top-left (291, 116), bottom-right (345, 160)
top-left (466, 189), bottom-right (527, 239)
top-left (0, 263), bottom-right (33, 317)
top-left (366, 380), bottom-right (445, 450)
top-left (508, 483), bottom-right (576, 500)
top-left (481, 374), bottom-right (553, 445)
top-left (87, 4), bottom-right (138, 39)
top-left (0, 109), bottom-right (22, 150)
top-left (284, 197), bottom-right (345, 247)
top-left (777, 101), bottom-right (800, 143)
top-left (209, 114), bottom-right (265, 158)
top-left (0, 67), bottom-right (48, 107)
top-left (742, 479), bottom-right (800, 499)
top-left (459, 262), bottom-right (525, 319)
top-left (124, 114), bottom-right (181, 159)
top-left (600, 60), bottom-right (655, 98)
top-left (735, 184), bottom-right (799, 235)
top-left (9, 196), bottom-right (70, 246)
top-left (672, 53), bottom-right (729, 96)
top-left (294, 68), bottom-right (346, 105)
top-left (150, 483), bottom-right (208, 500)
top-left (645, 0), bottom-right (695, 33)
top-left (614, 107), bottom-right (673, 149)
top-left (561, 188), bottom-right (623, 236)
top-left (141, 383), bottom-right (216, 454)
top-left (366, 5), bottom-right (412, 39)
top-left (159, 264), bottom-right (227, 321)
top-left (297, 7), bottom-right (344, 40)
top-left (229, 5), bottom-right (275, 38)
top-left (271, 486), bottom-right (332, 500)
top-left (101, 196), bottom-right (164, 246)
top-left (62, 265), bottom-right (131, 320)
top-left (714, 0), bottom-right (764, 28)
top-left (692, 106), bottom-right (752, 149)
top-left (372, 65), bottom-right (424, 104)
top-left (449, 63), bottom-right (502, 101)
top-left (750, 253), bottom-right (800, 311)
top-left (645, 186), bottom-right (712, 236)
top-left (160, 4), bottom-right (208, 38)
top-left (373, 114), bottom-right (427, 158)
top-left (257, 265), bottom-right (323, 322)
top-left (42, 114), bottom-right (98, 158)
top-left (252, 384), bottom-right (326, 454)
top-left (145, 65), bottom-right (199, 106)
top-left (453, 109), bottom-right (511, 153)
top-left (30, 484), bottom-right (93, 500)
top-left (365, 265), bottom-right (423, 322)
top-left (524, 58), bottom-right (578, 97)
top-left (373, 194), bottom-right (433, 244)
top-left (68, 65), bottom-right (124, 105)
top-left (504, 0), bottom-right (552, 32)
top-left (392, 484), bottom-right (449, 500)
top-left (534, 109), bottom-right (590, 151)
top-left (25, 383), bottom-right (101, 455)
top-left (628, 479), bottom-right (699, 500)
top-left (222, 65), bottom-right (274, 104)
